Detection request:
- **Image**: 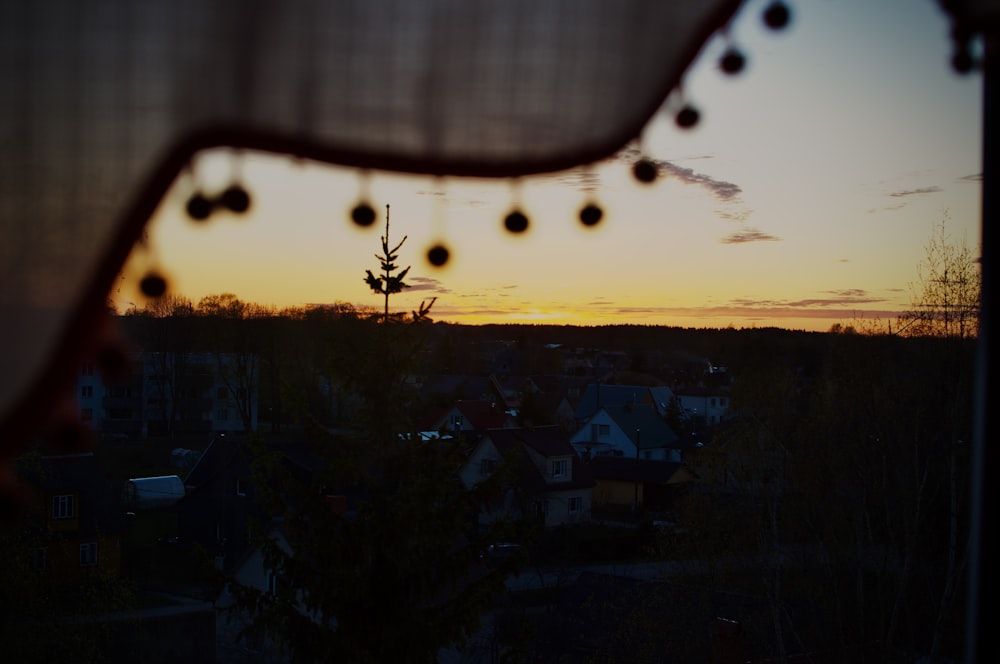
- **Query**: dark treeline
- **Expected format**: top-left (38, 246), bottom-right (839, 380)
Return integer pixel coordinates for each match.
top-left (119, 299), bottom-right (832, 433)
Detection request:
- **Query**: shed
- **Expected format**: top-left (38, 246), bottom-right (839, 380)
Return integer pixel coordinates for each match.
top-left (124, 475), bottom-right (185, 509)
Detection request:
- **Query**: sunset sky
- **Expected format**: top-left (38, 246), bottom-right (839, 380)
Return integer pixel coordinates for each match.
top-left (116, 0), bottom-right (983, 332)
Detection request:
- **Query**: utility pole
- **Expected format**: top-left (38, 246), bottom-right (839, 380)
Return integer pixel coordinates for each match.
top-left (633, 428), bottom-right (641, 516)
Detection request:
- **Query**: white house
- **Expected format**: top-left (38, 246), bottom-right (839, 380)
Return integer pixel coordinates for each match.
top-left (674, 386), bottom-right (731, 426)
top-left (571, 402), bottom-right (682, 462)
top-left (460, 426), bottom-right (594, 530)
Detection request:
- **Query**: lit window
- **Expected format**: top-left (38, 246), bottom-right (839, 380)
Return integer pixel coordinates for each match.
top-left (52, 494), bottom-right (75, 519)
top-left (79, 542), bottom-right (98, 567)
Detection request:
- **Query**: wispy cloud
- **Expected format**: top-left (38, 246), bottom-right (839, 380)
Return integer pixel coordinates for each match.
top-left (720, 228), bottom-right (781, 244)
top-left (888, 186), bottom-right (942, 198)
top-left (406, 276), bottom-right (445, 293)
top-left (717, 209), bottom-right (752, 223)
top-left (868, 203), bottom-right (907, 213)
top-left (657, 161), bottom-right (742, 202)
top-left (730, 289), bottom-right (885, 308)
top-left (615, 147), bottom-right (742, 203)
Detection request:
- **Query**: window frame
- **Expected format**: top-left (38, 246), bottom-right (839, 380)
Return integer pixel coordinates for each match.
top-left (79, 541), bottom-right (98, 567)
top-left (552, 458), bottom-right (568, 479)
top-left (51, 494), bottom-right (75, 520)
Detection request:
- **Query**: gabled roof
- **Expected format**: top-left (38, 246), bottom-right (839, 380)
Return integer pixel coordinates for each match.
top-left (416, 399), bottom-right (510, 436)
top-left (184, 435), bottom-right (320, 495)
top-left (601, 403), bottom-right (679, 449)
top-left (648, 386), bottom-right (676, 414)
top-left (574, 383), bottom-right (671, 422)
top-left (454, 399), bottom-right (509, 430)
top-left (485, 425), bottom-right (575, 458)
top-left (527, 391), bottom-right (573, 419)
top-left (184, 434), bottom-right (250, 491)
top-left (479, 426), bottom-right (594, 492)
top-left (490, 373), bottom-right (526, 408)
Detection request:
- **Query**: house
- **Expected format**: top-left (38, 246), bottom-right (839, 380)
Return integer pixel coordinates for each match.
top-left (519, 374), bottom-right (589, 431)
top-left (177, 434), bottom-right (318, 571)
top-left (571, 402), bottom-right (683, 462)
top-left (674, 385), bottom-right (732, 427)
top-left (573, 383), bottom-right (675, 428)
top-left (460, 425), bottom-right (595, 530)
top-left (526, 374), bottom-right (589, 405)
top-left (178, 435), bottom-right (258, 569)
top-left (418, 399), bottom-right (514, 440)
top-left (18, 452), bottom-right (127, 581)
top-left (490, 373), bottom-right (527, 410)
top-left (518, 389), bottom-right (577, 432)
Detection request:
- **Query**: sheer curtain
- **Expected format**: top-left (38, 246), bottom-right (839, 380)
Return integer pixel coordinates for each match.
top-left (0, 0), bottom-right (742, 445)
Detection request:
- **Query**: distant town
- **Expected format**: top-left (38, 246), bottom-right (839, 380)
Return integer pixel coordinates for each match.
top-left (4, 308), bottom-right (975, 663)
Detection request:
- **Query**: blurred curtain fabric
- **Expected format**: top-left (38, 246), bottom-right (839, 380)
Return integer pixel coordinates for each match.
top-left (0, 0), bottom-right (742, 438)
